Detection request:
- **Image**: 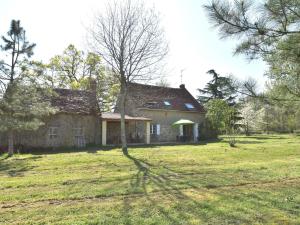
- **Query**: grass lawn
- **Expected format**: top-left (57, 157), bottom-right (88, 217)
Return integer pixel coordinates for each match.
top-left (0, 134), bottom-right (300, 224)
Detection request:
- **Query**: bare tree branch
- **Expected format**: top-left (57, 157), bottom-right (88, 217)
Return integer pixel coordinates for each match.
top-left (87, 0), bottom-right (168, 153)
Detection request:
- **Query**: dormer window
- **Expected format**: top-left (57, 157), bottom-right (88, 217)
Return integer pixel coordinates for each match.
top-left (185, 103), bottom-right (194, 109)
top-left (164, 101), bottom-right (171, 106)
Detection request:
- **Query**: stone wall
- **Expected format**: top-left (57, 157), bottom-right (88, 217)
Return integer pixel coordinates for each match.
top-left (0, 113), bottom-right (101, 149)
top-left (133, 109), bottom-right (205, 142)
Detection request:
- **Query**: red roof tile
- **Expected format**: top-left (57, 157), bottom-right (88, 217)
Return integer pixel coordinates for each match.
top-left (123, 83), bottom-right (205, 113)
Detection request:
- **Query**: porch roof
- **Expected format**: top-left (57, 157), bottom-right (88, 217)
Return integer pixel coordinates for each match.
top-left (101, 112), bottom-right (151, 122)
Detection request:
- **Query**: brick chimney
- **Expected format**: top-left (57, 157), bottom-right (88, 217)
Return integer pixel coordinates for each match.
top-left (179, 84), bottom-right (185, 89)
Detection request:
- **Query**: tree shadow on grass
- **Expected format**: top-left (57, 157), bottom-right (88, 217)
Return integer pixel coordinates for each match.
top-left (236, 140), bottom-right (263, 144)
top-left (122, 153), bottom-right (252, 224)
top-left (26, 140), bottom-right (220, 155)
top-left (0, 156), bottom-right (40, 177)
top-left (239, 135), bottom-right (287, 140)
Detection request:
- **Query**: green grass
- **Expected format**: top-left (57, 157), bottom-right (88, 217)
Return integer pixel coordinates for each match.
top-left (0, 134), bottom-right (300, 224)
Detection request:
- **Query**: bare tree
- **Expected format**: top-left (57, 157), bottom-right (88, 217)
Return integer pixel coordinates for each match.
top-left (87, 0), bottom-right (168, 155)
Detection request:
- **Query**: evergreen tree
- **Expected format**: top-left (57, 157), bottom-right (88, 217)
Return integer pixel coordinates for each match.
top-left (204, 0), bottom-right (300, 98)
top-left (0, 20), bottom-right (55, 156)
top-left (0, 20), bottom-right (36, 93)
top-left (0, 83), bottom-right (56, 156)
top-left (197, 69), bottom-right (237, 105)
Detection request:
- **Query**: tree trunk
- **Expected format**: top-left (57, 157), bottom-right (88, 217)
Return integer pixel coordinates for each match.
top-left (245, 122), bottom-right (250, 136)
top-left (8, 130), bottom-right (14, 157)
top-left (119, 78), bottom-right (128, 155)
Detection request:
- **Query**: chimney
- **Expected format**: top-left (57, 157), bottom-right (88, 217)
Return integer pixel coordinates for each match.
top-left (179, 84), bottom-right (185, 89)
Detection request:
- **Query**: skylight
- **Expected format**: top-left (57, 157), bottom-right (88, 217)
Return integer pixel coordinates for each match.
top-left (185, 103), bottom-right (194, 109)
top-left (164, 101), bottom-right (171, 106)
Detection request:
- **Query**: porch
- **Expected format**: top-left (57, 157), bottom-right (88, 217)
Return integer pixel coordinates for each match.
top-left (173, 119), bottom-right (199, 143)
top-left (101, 113), bottom-right (151, 146)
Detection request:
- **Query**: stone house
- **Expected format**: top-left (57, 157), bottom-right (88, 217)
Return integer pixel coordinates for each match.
top-left (0, 88), bottom-right (101, 149)
top-left (0, 83), bottom-right (205, 149)
top-left (101, 83), bottom-right (206, 145)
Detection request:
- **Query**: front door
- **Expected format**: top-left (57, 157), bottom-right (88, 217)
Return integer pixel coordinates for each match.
top-left (183, 125), bottom-right (193, 142)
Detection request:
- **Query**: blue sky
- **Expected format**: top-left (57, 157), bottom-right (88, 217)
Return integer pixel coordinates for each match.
top-left (0, 0), bottom-right (267, 96)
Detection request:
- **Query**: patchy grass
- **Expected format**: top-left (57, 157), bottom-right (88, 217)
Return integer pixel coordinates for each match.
top-left (0, 134), bottom-right (299, 224)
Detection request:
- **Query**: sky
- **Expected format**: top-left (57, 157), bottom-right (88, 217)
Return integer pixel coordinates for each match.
top-left (0, 0), bottom-right (267, 96)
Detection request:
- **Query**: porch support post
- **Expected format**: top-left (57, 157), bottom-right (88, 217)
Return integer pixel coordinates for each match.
top-left (145, 121), bottom-right (150, 144)
top-left (102, 120), bottom-right (107, 146)
top-left (179, 125), bottom-right (183, 136)
top-left (193, 123), bottom-right (199, 142)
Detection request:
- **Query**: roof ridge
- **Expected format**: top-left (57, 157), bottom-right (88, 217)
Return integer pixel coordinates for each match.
top-left (128, 82), bottom-right (181, 90)
top-left (53, 88), bottom-right (94, 93)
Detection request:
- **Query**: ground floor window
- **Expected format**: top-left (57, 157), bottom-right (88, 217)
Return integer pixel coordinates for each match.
top-left (49, 127), bottom-right (58, 139)
top-left (73, 127), bottom-right (84, 138)
top-left (150, 124), bottom-right (160, 135)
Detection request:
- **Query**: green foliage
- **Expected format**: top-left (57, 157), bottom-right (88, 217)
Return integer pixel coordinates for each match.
top-left (204, 0), bottom-right (300, 98)
top-left (0, 20), bottom-right (56, 155)
top-left (0, 20), bottom-right (36, 93)
top-left (198, 69), bottom-right (237, 105)
top-left (43, 44), bottom-right (119, 112)
top-left (265, 34), bottom-right (300, 98)
top-left (205, 99), bottom-right (232, 132)
top-left (0, 82), bottom-right (56, 132)
top-left (205, 99), bottom-right (243, 146)
top-left (46, 44), bottom-right (87, 87)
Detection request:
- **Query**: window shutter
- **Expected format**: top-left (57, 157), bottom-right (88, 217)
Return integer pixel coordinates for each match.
top-left (156, 124), bottom-right (160, 135)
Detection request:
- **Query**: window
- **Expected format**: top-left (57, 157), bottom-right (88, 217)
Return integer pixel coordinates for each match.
top-left (164, 101), bottom-right (171, 106)
top-left (185, 103), bottom-right (195, 109)
top-left (150, 124), bottom-right (156, 134)
top-left (150, 124), bottom-right (160, 135)
top-left (145, 101), bottom-right (157, 106)
top-left (49, 127), bottom-right (58, 139)
top-left (74, 127), bottom-right (84, 138)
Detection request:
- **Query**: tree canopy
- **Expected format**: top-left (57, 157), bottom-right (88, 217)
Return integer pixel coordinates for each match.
top-left (197, 69), bottom-right (237, 105)
top-left (204, 0), bottom-right (300, 99)
top-left (0, 20), bottom-right (36, 93)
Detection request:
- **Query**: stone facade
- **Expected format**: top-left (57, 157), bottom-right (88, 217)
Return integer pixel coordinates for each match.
top-left (0, 83), bottom-right (207, 149)
top-left (135, 109), bottom-right (205, 142)
top-left (115, 83), bottom-right (207, 143)
top-left (0, 113), bottom-right (101, 149)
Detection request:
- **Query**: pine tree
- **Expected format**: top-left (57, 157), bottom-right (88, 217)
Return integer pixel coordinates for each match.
top-left (0, 20), bottom-right (56, 156)
top-left (197, 69), bottom-right (237, 105)
top-left (0, 83), bottom-right (56, 156)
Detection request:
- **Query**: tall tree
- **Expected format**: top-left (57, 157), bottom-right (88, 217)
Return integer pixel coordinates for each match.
top-left (204, 0), bottom-right (300, 98)
top-left (88, 0), bottom-right (168, 154)
top-left (47, 44), bottom-right (87, 88)
top-left (0, 20), bottom-right (55, 156)
top-left (197, 69), bottom-right (237, 105)
top-left (0, 20), bottom-right (36, 93)
top-left (43, 44), bottom-right (119, 112)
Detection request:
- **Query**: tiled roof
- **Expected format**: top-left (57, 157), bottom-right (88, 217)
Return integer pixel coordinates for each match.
top-left (124, 83), bottom-right (205, 113)
top-left (102, 112), bottom-right (151, 121)
top-left (51, 88), bottom-right (100, 115)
